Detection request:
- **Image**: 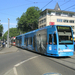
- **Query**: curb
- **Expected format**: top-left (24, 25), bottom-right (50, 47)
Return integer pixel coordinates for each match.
top-left (0, 47), bottom-right (18, 54)
top-left (0, 50), bottom-right (18, 54)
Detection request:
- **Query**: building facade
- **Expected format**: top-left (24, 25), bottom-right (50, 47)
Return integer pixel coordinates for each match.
top-left (38, 3), bottom-right (75, 36)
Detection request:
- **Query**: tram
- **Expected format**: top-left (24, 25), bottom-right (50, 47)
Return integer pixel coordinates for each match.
top-left (16, 25), bottom-right (74, 57)
top-left (11, 37), bottom-right (16, 46)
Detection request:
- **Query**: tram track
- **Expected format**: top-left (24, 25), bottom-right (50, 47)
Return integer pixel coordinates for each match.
top-left (57, 56), bottom-right (75, 64)
top-left (69, 57), bottom-right (75, 59)
top-left (47, 55), bottom-right (75, 71)
top-left (60, 59), bottom-right (75, 64)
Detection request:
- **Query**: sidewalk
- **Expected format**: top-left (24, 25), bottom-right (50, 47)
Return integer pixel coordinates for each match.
top-left (0, 46), bottom-right (18, 54)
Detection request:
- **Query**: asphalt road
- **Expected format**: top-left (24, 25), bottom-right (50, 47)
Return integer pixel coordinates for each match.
top-left (0, 48), bottom-right (75, 75)
top-left (0, 48), bottom-right (38, 75)
top-left (16, 54), bottom-right (75, 75)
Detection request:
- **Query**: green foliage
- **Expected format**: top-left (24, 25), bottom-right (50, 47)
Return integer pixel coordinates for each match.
top-left (3, 28), bottom-right (20, 40)
top-left (17, 6), bottom-right (41, 32)
top-left (16, 13), bottom-right (28, 32)
top-left (0, 24), bottom-right (3, 37)
top-left (26, 7), bottom-right (41, 30)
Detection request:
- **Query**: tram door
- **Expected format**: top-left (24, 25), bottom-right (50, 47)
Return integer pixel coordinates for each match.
top-left (33, 36), bottom-right (36, 51)
top-left (52, 33), bottom-right (57, 54)
top-left (47, 32), bottom-right (53, 54)
top-left (48, 32), bottom-right (57, 54)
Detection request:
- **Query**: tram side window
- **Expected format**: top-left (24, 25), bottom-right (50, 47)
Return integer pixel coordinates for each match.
top-left (19, 39), bottom-right (21, 44)
top-left (29, 37), bottom-right (32, 45)
top-left (26, 38), bottom-right (28, 46)
top-left (33, 36), bottom-right (35, 47)
top-left (24, 38), bottom-right (26, 45)
top-left (54, 33), bottom-right (57, 45)
top-left (49, 34), bottom-right (52, 44)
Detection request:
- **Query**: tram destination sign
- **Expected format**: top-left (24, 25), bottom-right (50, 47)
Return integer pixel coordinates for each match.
top-left (57, 26), bottom-right (71, 31)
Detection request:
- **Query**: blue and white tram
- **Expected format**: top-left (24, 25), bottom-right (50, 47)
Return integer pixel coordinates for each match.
top-left (15, 34), bottom-right (24, 48)
top-left (16, 25), bottom-right (74, 57)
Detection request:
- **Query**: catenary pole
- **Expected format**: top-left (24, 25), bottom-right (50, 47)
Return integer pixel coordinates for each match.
top-left (7, 18), bottom-right (10, 48)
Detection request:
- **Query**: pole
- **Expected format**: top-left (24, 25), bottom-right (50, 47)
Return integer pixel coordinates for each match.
top-left (7, 18), bottom-right (10, 48)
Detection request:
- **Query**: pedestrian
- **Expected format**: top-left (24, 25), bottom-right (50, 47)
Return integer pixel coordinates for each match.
top-left (2, 42), bottom-right (5, 48)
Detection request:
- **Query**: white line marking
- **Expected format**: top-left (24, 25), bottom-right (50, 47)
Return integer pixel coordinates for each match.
top-left (13, 67), bottom-right (18, 75)
top-left (4, 55), bottom-right (41, 75)
top-left (13, 55), bottom-right (41, 75)
top-left (15, 55), bottom-right (41, 67)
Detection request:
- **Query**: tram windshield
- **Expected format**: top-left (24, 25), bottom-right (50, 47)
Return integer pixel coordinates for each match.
top-left (57, 26), bottom-right (73, 44)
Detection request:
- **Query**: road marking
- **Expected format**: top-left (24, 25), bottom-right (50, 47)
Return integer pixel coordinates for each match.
top-left (13, 55), bottom-right (41, 75)
top-left (13, 67), bottom-right (18, 75)
top-left (15, 55), bottom-right (41, 67)
top-left (4, 55), bottom-right (41, 75)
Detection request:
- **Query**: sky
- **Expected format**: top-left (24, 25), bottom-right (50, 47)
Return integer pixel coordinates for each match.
top-left (0, 0), bottom-right (75, 34)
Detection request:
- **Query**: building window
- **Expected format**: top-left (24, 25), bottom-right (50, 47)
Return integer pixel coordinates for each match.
top-left (44, 18), bottom-right (46, 22)
top-left (51, 12), bottom-right (56, 15)
top-left (68, 14), bottom-right (73, 17)
top-left (39, 18), bottom-right (46, 25)
top-left (40, 21), bottom-right (41, 24)
top-left (41, 20), bottom-right (43, 24)
top-left (48, 11), bottom-right (51, 15)
top-left (44, 24), bottom-right (46, 27)
top-left (57, 19), bottom-right (62, 22)
top-left (56, 12), bottom-right (61, 16)
top-left (69, 20), bottom-right (74, 23)
top-left (40, 26), bottom-right (42, 28)
top-left (61, 13), bottom-right (68, 17)
top-left (63, 19), bottom-right (68, 23)
top-left (40, 24), bottom-right (46, 28)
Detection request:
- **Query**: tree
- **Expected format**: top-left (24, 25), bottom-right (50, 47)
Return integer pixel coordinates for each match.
top-left (17, 6), bottom-right (41, 32)
top-left (16, 13), bottom-right (28, 33)
top-left (0, 24), bottom-right (3, 37)
top-left (26, 6), bottom-right (41, 30)
top-left (3, 28), bottom-right (20, 40)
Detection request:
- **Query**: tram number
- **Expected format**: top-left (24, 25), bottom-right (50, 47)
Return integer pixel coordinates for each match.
top-left (49, 46), bottom-right (52, 50)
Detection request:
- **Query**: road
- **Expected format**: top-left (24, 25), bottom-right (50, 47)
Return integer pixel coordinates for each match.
top-left (0, 48), bottom-right (39, 75)
top-left (0, 47), bottom-right (75, 75)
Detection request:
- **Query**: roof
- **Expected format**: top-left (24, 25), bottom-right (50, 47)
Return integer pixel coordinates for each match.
top-left (40, 8), bottom-right (75, 14)
top-left (54, 2), bottom-right (61, 10)
top-left (40, 3), bottom-right (75, 14)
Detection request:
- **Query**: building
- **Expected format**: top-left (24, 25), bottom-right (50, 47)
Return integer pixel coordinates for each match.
top-left (38, 3), bottom-right (75, 36)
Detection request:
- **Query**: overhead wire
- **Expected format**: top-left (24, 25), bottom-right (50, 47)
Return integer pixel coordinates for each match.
top-left (0, 1), bottom-right (52, 17)
top-left (0, 2), bottom-right (35, 17)
top-left (60, 0), bottom-right (71, 6)
top-left (0, 0), bottom-right (54, 11)
top-left (64, 4), bottom-right (75, 10)
top-left (0, 3), bottom-right (34, 11)
top-left (0, 1), bottom-right (48, 11)
top-left (41, 0), bottom-right (53, 10)
top-left (1, 0), bottom-right (75, 17)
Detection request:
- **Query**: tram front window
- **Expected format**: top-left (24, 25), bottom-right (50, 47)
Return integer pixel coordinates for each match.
top-left (57, 26), bottom-right (73, 44)
top-left (58, 33), bottom-right (73, 44)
